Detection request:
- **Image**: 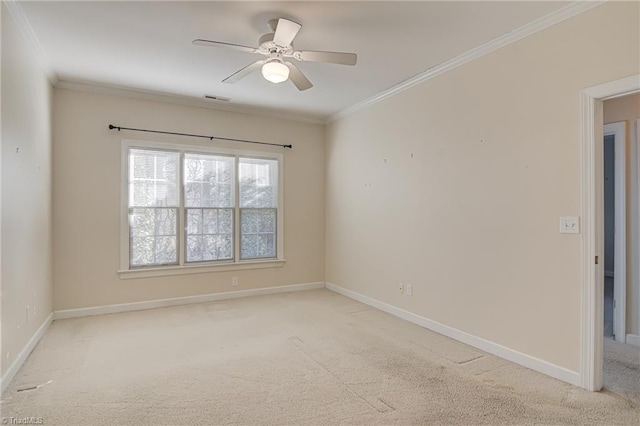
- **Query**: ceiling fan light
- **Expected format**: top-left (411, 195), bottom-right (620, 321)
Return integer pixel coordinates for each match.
top-left (261, 60), bottom-right (289, 83)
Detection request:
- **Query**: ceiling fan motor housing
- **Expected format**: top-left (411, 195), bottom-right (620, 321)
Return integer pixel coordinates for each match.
top-left (258, 32), bottom-right (294, 55)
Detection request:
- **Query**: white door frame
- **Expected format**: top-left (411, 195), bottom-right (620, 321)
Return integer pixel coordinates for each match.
top-left (603, 122), bottom-right (626, 343)
top-left (580, 74), bottom-right (639, 391)
top-left (633, 118), bottom-right (640, 348)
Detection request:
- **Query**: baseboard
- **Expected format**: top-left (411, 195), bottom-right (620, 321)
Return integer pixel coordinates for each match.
top-left (604, 270), bottom-right (614, 278)
top-left (1, 312), bottom-right (53, 394)
top-left (325, 282), bottom-right (581, 387)
top-left (626, 334), bottom-right (640, 347)
top-left (53, 282), bottom-right (325, 320)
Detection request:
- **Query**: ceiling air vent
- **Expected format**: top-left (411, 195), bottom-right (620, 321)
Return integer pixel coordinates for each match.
top-left (204, 95), bottom-right (231, 102)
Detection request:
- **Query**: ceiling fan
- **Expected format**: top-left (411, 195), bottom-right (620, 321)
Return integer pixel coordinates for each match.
top-left (193, 18), bottom-right (357, 91)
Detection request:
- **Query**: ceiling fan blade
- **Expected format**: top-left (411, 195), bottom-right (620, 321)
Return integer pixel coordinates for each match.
top-left (193, 39), bottom-right (259, 54)
top-left (273, 18), bottom-right (302, 47)
top-left (295, 50), bottom-right (357, 66)
top-left (285, 62), bottom-right (313, 91)
top-left (223, 60), bottom-right (265, 84)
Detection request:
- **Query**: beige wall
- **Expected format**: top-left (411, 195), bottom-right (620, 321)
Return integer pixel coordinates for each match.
top-left (1, 6), bottom-right (54, 377)
top-left (52, 89), bottom-right (324, 310)
top-left (604, 93), bottom-right (640, 338)
top-left (325, 2), bottom-right (639, 372)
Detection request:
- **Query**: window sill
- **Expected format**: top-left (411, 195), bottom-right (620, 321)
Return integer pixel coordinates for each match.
top-left (118, 259), bottom-right (286, 280)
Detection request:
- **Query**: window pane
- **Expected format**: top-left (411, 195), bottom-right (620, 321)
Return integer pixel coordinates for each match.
top-left (186, 209), bottom-right (202, 235)
top-left (129, 208), bottom-right (178, 267)
top-left (258, 234), bottom-right (275, 258)
top-left (186, 235), bottom-right (203, 262)
top-left (217, 235), bottom-right (233, 260)
top-left (240, 234), bottom-right (258, 260)
top-left (131, 236), bottom-right (154, 266)
top-left (239, 158), bottom-right (278, 208)
top-left (185, 208), bottom-right (233, 262)
top-left (184, 154), bottom-right (233, 208)
top-left (240, 209), bottom-right (276, 259)
top-left (155, 236), bottom-right (177, 265)
top-left (129, 149), bottom-right (179, 207)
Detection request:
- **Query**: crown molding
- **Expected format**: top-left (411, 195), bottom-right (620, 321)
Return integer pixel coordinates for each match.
top-left (55, 79), bottom-right (326, 125)
top-left (4, 0), bottom-right (58, 85)
top-left (327, 0), bottom-right (606, 124)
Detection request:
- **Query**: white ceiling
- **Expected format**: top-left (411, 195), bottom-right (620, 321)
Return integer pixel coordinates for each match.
top-left (16, 1), bottom-right (570, 121)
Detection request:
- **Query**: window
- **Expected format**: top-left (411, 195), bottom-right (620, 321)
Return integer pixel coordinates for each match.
top-left (128, 149), bottom-right (179, 267)
top-left (121, 140), bottom-right (284, 277)
top-left (239, 158), bottom-right (278, 260)
top-left (184, 154), bottom-right (234, 263)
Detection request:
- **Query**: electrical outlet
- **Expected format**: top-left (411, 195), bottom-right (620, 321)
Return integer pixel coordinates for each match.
top-left (232, 276), bottom-right (239, 287)
top-left (6, 352), bottom-right (9, 360)
top-left (399, 283), bottom-right (404, 293)
top-left (405, 284), bottom-right (413, 296)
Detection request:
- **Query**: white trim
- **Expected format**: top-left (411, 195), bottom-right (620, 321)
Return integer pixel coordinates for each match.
top-left (636, 120), bottom-right (640, 351)
top-left (0, 0), bottom-right (3, 399)
top-left (585, 75), bottom-right (640, 101)
top-left (120, 139), bottom-right (285, 275)
top-left (580, 89), bottom-right (603, 392)
top-left (3, 0), bottom-right (58, 85)
top-left (56, 79), bottom-right (324, 125)
top-left (580, 74), bottom-right (640, 392)
top-left (326, 283), bottom-right (581, 386)
top-left (626, 334), bottom-right (640, 348)
top-left (603, 122), bottom-right (626, 343)
top-left (54, 282), bottom-right (325, 320)
top-left (1, 313), bottom-right (53, 394)
top-left (119, 259), bottom-right (286, 279)
top-left (328, 0), bottom-right (605, 123)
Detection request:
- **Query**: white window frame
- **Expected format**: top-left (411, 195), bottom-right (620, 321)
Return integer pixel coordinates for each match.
top-left (119, 139), bottom-right (285, 279)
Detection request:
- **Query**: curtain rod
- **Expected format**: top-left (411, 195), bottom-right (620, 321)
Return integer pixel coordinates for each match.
top-left (108, 124), bottom-right (292, 149)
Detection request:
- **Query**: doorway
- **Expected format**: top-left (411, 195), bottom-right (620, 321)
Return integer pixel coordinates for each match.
top-left (580, 75), bottom-right (640, 392)
top-left (602, 122), bottom-right (626, 342)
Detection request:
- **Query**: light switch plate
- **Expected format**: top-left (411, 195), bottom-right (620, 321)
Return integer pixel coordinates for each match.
top-left (560, 216), bottom-right (580, 234)
top-left (405, 284), bottom-right (413, 296)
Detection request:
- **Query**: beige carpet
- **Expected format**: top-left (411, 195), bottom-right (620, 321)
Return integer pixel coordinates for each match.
top-left (2, 289), bottom-right (639, 425)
